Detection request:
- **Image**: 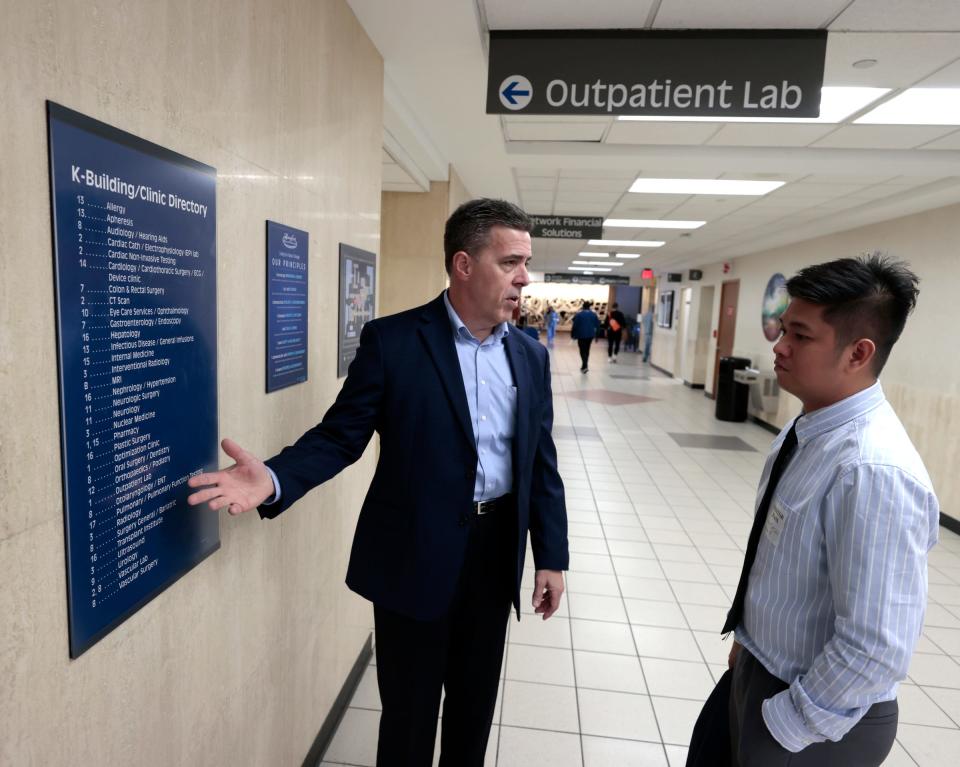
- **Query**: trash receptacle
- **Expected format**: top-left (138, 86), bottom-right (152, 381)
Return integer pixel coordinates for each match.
top-left (716, 356), bottom-right (751, 421)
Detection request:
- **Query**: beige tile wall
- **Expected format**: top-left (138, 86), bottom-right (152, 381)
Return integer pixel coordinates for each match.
top-left (0, 1), bottom-right (383, 764)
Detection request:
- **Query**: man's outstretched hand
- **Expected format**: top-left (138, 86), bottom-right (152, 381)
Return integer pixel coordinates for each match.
top-left (187, 438), bottom-right (275, 515)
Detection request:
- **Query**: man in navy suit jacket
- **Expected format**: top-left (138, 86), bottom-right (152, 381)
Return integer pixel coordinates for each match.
top-left (188, 199), bottom-right (568, 766)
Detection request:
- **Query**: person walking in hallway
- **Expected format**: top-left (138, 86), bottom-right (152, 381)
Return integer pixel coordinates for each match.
top-left (186, 198), bottom-right (569, 767)
top-left (545, 304), bottom-right (558, 346)
top-left (605, 302), bottom-right (626, 363)
top-left (571, 301), bottom-right (601, 373)
top-left (641, 306), bottom-right (654, 362)
top-left (687, 254), bottom-right (939, 767)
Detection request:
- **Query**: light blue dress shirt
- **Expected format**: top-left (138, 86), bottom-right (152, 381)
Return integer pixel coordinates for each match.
top-left (264, 293), bottom-right (518, 505)
top-left (735, 381), bottom-right (940, 752)
top-left (442, 292), bottom-right (517, 502)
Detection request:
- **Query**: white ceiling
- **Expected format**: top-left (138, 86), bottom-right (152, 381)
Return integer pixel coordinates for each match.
top-left (349, 0), bottom-right (960, 275)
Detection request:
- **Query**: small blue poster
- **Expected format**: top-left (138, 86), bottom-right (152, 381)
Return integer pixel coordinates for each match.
top-left (266, 221), bottom-right (308, 392)
top-left (47, 102), bottom-right (219, 658)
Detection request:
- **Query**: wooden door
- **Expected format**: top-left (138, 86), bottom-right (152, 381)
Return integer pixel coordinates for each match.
top-left (711, 280), bottom-right (740, 397)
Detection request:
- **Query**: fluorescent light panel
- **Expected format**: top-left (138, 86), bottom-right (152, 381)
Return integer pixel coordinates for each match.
top-left (568, 266), bottom-right (611, 272)
top-left (589, 238), bottom-right (668, 246)
top-left (856, 88), bottom-right (960, 125)
top-left (573, 261), bottom-right (623, 266)
top-left (628, 178), bottom-right (784, 195)
top-left (597, 220), bottom-right (703, 230)
top-left (577, 251), bottom-right (611, 258)
top-left (616, 87), bottom-right (890, 124)
top-left (616, 253), bottom-right (640, 259)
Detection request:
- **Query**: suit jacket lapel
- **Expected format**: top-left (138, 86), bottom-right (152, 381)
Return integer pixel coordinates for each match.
top-left (503, 331), bottom-right (531, 472)
top-left (418, 296), bottom-right (476, 452)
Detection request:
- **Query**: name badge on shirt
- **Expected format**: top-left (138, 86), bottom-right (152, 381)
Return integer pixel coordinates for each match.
top-left (764, 501), bottom-right (787, 547)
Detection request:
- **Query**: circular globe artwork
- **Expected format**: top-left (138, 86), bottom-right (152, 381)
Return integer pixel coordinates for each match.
top-left (762, 273), bottom-right (789, 342)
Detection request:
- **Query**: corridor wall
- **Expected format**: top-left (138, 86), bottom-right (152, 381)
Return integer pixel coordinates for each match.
top-left (1, 1), bottom-right (383, 764)
top-left (670, 203), bottom-right (959, 517)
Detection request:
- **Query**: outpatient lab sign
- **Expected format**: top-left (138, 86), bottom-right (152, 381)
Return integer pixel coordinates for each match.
top-left (487, 30), bottom-right (827, 118)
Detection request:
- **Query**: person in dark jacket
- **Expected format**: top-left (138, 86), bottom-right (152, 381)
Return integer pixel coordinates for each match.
top-left (571, 301), bottom-right (601, 373)
top-left (605, 302), bottom-right (627, 363)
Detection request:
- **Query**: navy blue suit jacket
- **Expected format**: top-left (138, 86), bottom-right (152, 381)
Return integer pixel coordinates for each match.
top-left (260, 293), bottom-right (568, 621)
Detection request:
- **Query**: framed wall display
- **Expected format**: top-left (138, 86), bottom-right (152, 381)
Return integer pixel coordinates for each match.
top-left (265, 221), bottom-right (308, 392)
top-left (657, 289), bottom-right (675, 328)
top-left (337, 243), bottom-right (376, 377)
top-left (47, 101), bottom-right (219, 658)
top-left (761, 272), bottom-right (789, 342)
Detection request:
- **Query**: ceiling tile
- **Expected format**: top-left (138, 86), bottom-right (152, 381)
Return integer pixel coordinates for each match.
top-left (920, 129), bottom-right (960, 150)
top-left (767, 182), bottom-right (869, 199)
top-left (802, 173), bottom-right (899, 185)
top-left (557, 177), bottom-right (631, 193)
top-left (560, 168), bottom-right (639, 180)
top-left (916, 59), bottom-right (960, 88)
top-left (484, 0), bottom-right (656, 29)
top-left (515, 168), bottom-right (558, 179)
top-left (553, 202), bottom-right (612, 215)
top-left (653, 1), bottom-right (847, 28)
top-left (605, 121), bottom-right (721, 145)
top-left (832, 1), bottom-right (960, 31)
top-left (506, 122), bottom-right (609, 142)
top-left (555, 191), bottom-right (623, 205)
top-left (518, 176), bottom-right (556, 191)
top-left (811, 124), bottom-right (956, 149)
top-left (822, 33), bottom-right (960, 88)
top-left (707, 123), bottom-right (835, 147)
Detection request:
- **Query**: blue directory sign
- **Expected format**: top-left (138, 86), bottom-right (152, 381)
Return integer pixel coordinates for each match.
top-left (266, 221), bottom-right (308, 392)
top-left (47, 102), bottom-right (219, 658)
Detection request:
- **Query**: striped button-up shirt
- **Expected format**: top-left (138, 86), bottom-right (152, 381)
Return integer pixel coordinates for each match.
top-left (735, 381), bottom-right (940, 752)
top-left (443, 291), bottom-right (517, 502)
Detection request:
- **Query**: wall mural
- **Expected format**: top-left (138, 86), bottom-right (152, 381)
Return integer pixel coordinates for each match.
top-left (522, 294), bottom-right (608, 329)
top-left (761, 273), bottom-right (789, 342)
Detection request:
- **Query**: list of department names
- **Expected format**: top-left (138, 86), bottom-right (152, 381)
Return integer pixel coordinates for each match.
top-left (73, 193), bottom-right (202, 607)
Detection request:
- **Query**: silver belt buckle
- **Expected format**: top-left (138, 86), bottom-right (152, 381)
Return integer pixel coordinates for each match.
top-left (475, 500), bottom-right (489, 516)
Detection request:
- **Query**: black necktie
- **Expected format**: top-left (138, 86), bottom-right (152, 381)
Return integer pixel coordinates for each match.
top-left (722, 419), bottom-right (800, 635)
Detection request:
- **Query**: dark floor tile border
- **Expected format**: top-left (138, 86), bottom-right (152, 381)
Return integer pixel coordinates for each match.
top-left (304, 632), bottom-right (374, 767)
top-left (683, 381), bottom-right (705, 390)
top-left (941, 513), bottom-right (960, 537)
top-left (750, 416), bottom-right (780, 435)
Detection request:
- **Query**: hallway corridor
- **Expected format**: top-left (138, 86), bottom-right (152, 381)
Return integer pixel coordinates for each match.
top-left (323, 340), bottom-right (960, 767)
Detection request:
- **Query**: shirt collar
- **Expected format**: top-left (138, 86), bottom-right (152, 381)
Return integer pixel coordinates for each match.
top-left (794, 380), bottom-right (886, 445)
top-left (443, 290), bottom-right (510, 343)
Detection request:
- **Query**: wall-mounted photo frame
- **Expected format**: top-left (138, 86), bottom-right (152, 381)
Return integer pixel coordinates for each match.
top-left (657, 289), bottom-right (674, 329)
top-left (337, 243), bottom-right (377, 378)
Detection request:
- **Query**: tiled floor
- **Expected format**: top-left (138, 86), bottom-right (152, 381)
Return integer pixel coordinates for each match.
top-left (322, 340), bottom-right (960, 766)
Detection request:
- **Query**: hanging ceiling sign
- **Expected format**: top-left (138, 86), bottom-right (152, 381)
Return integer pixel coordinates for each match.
top-left (487, 30), bottom-right (826, 118)
top-left (545, 273), bottom-right (630, 285)
top-left (530, 215), bottom-right (603, 240)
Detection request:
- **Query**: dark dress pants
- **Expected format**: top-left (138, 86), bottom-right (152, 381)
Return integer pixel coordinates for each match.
top-left (690, 647), bottom-right (898, 767)
top-left (373, 502), bottom-right (516, 767)
top-left (577, 338), bottom-right (592, 370)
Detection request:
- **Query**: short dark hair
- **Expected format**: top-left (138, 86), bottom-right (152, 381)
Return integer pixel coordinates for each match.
top-left (786, 253), bottom-right (919, 375)
top-left (444, 198), bottom-right (533, 275)
top-left (582, 301), bottom-right (592, 310)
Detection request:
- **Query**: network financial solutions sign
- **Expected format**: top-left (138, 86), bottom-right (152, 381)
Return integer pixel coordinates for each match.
top-left (487, 30), bottom-right (827, 119)
top-left (530, 215), bottom-right (603, 240)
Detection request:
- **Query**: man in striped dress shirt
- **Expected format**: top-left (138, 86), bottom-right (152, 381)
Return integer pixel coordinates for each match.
top-left (690, 254), bottom-right (940, 766)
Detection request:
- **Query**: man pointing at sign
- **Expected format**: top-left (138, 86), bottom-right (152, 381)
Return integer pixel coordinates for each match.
top-left (188, 198), bottom-right (568, 767)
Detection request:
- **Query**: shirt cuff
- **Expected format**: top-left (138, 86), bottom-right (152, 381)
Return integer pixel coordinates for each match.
top-left (263, 466), bottom-right (282, 505)
top-left (761, 687), bottom-right (824, 753)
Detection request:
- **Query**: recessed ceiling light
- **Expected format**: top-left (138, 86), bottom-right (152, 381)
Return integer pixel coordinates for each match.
top-left (616, 253), bottom-right (641, 259)
top-left (855, 88), bottom-right (960, 125)
top-left (589, 238), bottom-right (669, 247)
top-left (574, 261), bottom-right (623, 266)
top-left (577, 251), bottom-right (611, 258)
top-left (628, 178), bottom-right (784, 196)
top-left (615, 86), bottom-right (889, 123)
top-left (599, 219), bottom-right (704, 230)
top-left (568, 266), bottom-right (611, 272)
top-left (852, 59), bottom-right (878, 69)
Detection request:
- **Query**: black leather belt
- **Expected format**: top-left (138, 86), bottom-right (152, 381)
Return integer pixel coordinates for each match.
top-left (472, 494), bottom-right (513, 516)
